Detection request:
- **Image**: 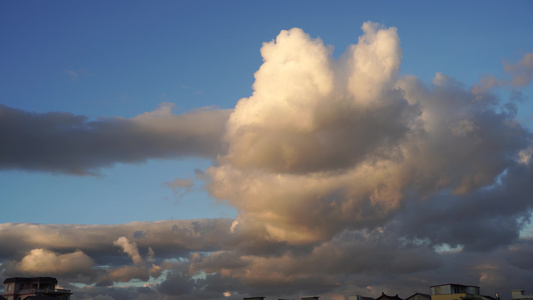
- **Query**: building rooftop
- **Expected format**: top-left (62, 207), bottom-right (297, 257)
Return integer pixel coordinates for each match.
top-left (430, 284), bottom-right (480, 289)
top-left (3, 277), bottom-right (58, 284)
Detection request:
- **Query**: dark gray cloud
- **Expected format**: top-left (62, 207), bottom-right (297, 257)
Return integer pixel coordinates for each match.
top-left (394, 162), bottom-right (533, 252)
top-left (0, 103), bottom-right (231, 175)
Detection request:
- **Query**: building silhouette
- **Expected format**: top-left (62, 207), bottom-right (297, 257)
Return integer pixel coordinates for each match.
top-left (512, 290), bottom-right (533, 300)
top-left (2, 277), bottom-right (72, 300)
top-left (430, 284), bottom-right (482, 300)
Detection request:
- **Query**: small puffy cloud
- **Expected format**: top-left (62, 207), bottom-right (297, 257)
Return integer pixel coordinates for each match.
top-left (16, 248), bottom-right (94, 275)
top-left (518, 145), bottom-right (533, 165)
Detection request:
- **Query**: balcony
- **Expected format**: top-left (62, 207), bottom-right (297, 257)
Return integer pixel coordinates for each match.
top-left (17, 288), bottom-right (71, 294)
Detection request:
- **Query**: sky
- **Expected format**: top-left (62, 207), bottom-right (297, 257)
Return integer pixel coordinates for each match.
top-left (1, 1), bottom-right (533, 300)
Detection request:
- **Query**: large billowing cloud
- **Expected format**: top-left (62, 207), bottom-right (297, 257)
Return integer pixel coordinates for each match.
top-left (221, 24), bottom-right (409, 174)
top-left (1, 22), bottom-right (533, 300)
top-left (208, 22), bottom-right (532, 246)
top-left (0, 103), bottom-right (231, 175)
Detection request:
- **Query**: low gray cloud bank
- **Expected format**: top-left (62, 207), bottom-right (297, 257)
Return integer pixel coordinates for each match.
top-left (0, 220), bottom-right (532, 299)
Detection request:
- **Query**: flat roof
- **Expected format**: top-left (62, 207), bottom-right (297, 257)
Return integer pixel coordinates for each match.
top-left (430, 284), bottom-right (480, 288)
top-left (3, 277), bottom-right (58, 284)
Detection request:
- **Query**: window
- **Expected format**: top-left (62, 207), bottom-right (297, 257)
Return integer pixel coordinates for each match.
top-left (7, 284), bottom-right (12, 291)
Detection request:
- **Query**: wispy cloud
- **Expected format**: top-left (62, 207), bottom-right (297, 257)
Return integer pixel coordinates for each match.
top-left (165, 178), bottom-right (195, 198)
top-left (473, 52), bottom-right (533, 93)
top-left (63, 69), bottom-right (80, 81)
top-left (63, 68), bottom-right (89, 81)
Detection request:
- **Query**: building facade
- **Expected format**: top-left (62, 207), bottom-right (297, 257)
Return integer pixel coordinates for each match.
top-left (406, 293), bottom-right (432, 300)
top-left (512, 290), bottom-right (533, 300)
top-left (430, 284), bottom-right (482, 300)
top-left (2, 277), bottom-right (72, 300)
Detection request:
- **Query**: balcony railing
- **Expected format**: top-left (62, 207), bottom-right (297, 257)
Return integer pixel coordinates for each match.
top-left (17, 288), bottom-right (71, 294)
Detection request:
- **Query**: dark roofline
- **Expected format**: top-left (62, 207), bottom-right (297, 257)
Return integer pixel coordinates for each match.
top-left (23, 296), bottom-right (62, 300)
top-left (406, 293), bottom-right (431, 299)
top-left (430, 284), bottom-right (480, 289)
top-left (377, 292), bottom-right (403, 300)
top-left (3, 277), bottom-right (58, 284)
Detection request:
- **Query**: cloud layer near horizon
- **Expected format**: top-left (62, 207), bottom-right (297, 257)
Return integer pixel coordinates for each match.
top-left (1, 22), bottom-right (533, 300)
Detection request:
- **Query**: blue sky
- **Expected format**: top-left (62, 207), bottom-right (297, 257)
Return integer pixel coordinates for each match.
top-left (2, 1), bottom-right (532, 225)
top-left (1, 2), bottom-right (533, 300)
